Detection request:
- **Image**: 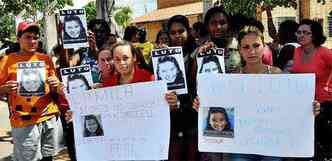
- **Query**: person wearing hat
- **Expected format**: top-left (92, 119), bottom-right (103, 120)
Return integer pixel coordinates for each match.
top-left (0, 21), bottom-right (64, 161)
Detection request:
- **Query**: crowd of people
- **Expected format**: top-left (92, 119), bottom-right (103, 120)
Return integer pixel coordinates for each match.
top-left (0, 4), bottom-right (332, 161)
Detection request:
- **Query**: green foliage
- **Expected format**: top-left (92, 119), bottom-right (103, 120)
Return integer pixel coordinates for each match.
top-left (83, 2), bottom-right (97, 22)
top-left (114, 6), bottom-right (132, 28)
top-left (219, 0), bottom-right (295, 17)
top-left (0, 0), bottom-right (73, 41)
top-left (218, 0), bottom-right (325, 17)
top-left (0, 14), bottom-right (15, 41)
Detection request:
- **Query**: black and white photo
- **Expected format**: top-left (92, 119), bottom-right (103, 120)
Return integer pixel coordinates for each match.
top-left (197, 48), bottom-right (225, 74)
top-left (60, 9), bottom-right (88, 49)
top-left (82, 114), bottom-right (104, 137)
top-left (152, 47), bottom-right (188, 94)
top-left (17, 61), bottom-right (46, 96)
top-left (60, 65), bottom-right (93, 94)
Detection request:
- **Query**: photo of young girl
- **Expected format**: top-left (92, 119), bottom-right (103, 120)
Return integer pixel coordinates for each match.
top-left (199, 55), bottom-right (223, 74)
top-left (67, 74), bottom-right (92, 94)
top-left (151, 46), bottom-right (188, 94)
top-left (204, 107), bottom-right (234, 138)
top-left (60, 9), bottom-right (88, 49)
top-left (156, 55), bottom-right (185, 90)
top-left (82, 114), bottom-right (104, 137)
top-left (63, 15), bottom-right (87, 41)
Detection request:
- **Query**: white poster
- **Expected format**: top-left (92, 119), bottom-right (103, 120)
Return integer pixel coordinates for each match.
top-left (60, 9), bottom-right (89, 49)
top-left (68, 81), bottom-right (170, 161)
top-left (60, 65), bottom-right (93, 94)
top-left (151, 47), bottom-right (188, 94)
top-left (197, 74), bottom-right (315, 157)
top-left (17, 61), bottom-right (46, 96)
top-left (197, 48), bottom-right (225, 74)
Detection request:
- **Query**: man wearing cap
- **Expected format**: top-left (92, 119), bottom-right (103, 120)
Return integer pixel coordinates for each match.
top-left (0, 21), bottom-right (63, 161)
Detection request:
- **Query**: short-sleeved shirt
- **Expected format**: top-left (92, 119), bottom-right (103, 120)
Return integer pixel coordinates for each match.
top-left (102, 65), bottom-right (153, 87)
top-left (291, 46), bottom-right (332, 102)
top-left (0, 52), bottom-right (59, 128)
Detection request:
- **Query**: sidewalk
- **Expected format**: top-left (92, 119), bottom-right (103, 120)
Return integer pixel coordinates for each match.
top-left (0, 101), bottom-right (13, 161)
top-left (0, 101), bottom-right (71, 161)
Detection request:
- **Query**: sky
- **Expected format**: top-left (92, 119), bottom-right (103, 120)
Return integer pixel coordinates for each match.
top-left (73, 0), bottom-right (157, 18)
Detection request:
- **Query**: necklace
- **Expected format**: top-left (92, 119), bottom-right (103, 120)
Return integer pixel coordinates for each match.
top-left (301, 47), bottom-right (316, 64)
top-left (303, 47), bottom-right (315, 55)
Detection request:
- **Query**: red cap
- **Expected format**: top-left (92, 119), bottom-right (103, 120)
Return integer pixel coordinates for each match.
top-left (17, 21), bottom-right (39, 34)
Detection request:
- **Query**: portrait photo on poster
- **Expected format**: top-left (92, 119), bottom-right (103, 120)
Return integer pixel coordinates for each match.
top-left (82, 114), bottom-right (104, 138)
top-left (60, 65), bottom-right (93, 94)
top-left (197, 48), bottom-right (225, 74)
top-left (60, 9), bottom-right (88, 49)
top-left (203, 107), bottom-right (234, 138)
top-left (17, 61), bottom-right (46, 96)
top-left (151, 47), bottom-right (188, 94)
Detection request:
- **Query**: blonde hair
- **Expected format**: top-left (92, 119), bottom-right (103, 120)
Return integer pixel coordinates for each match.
top-left (237, 26), bottom-right (264, 45)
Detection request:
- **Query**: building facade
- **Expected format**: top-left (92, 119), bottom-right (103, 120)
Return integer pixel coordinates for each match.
top-left (132, 0), bottom-right (332, 48)
top-left (261, 0), bottom-right (332, 48)
top-left (131, 0), bottom-right (203, 43)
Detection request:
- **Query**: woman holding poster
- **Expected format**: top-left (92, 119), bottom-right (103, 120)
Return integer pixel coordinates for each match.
top-left (193, 25), bottom-right (321, 161)
top-left (102, 41), bottom-right (178, 107)
top-left (165, 15), bottom-right (199, 161)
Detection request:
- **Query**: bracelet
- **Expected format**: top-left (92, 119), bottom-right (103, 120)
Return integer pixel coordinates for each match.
top-left (176, 100), bottom-right (181, 109)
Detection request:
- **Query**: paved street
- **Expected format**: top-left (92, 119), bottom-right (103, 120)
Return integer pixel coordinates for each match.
top-left (0, 101), bottom-right (71, 161)
top-left (0, 101), bottom-right (13, 161)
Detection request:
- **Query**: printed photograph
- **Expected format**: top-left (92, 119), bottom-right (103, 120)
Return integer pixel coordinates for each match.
top-left (60, 65), bottom-right (93, 94)
top-left (82, 114), bottom-right (104, 137)
top-left (60, 9), bottom-right (88, 49)
top-left (17, 61), bottom-right (46, 96)
top-left (203, 107), bottom-right (234, 138)
top-left (197, 48), bottom-right (225, 74)
top-left (152, 47), bottom-right (188, 94)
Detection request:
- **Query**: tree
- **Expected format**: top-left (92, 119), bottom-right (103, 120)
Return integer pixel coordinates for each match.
top-left (113, 6), bottom-right (132, 28)
top-left (83, 2), bottom-right (97, 22)
top-left (0, 0), bottom-right (73, 41)
top-left (214, 0), bottom-right (326, 17)
top-left (0, 14), bottom-right (15, 42)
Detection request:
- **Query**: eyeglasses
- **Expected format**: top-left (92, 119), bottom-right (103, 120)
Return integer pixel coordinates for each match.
top-left (295, 30), bottom-right (312, 36)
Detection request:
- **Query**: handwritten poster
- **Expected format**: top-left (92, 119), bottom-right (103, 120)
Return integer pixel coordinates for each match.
top-left (151, 47), bottom-right (188, 94)
top-left (67, 81), bottom-right (170, 161)
top-left (197, 74), bottom-right (315, 157)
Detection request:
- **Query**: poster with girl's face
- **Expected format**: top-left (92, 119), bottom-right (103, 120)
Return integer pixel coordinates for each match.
top-left (197, 48), bottom-right (225, 75)
top-left (202, 107), bottom-right (234, 138)
top-left (17, 61), bottom-right (46, 96)
top-left (82, 114), bottom-right (104, 138)
top-left (60, 9), bottom-right (88, 49)
top-left (151, 47), bottom-right (188, 95)
top-left (60, 65), bottom-right (93, 94)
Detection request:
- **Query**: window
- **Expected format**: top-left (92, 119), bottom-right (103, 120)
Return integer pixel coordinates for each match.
top-left (276, 17), bottom-right (296, 30)
top-left (328, 16), bottom-right (332, 37)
